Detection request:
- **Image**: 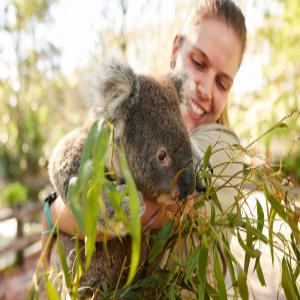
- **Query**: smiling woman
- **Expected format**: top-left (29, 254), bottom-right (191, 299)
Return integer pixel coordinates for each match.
top-left (171, 3), bottom-right (246, 130)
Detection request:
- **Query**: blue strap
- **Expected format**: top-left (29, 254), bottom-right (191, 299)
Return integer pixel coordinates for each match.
top-left (44, 201), bottom-right (57, 234)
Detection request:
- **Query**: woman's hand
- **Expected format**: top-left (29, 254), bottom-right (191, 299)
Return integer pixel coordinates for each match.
top-left (141, 196), bottom-right (195, 230)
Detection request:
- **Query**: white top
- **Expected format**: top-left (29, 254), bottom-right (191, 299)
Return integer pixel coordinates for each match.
top-left (190, 123), bottom-right (244, 214)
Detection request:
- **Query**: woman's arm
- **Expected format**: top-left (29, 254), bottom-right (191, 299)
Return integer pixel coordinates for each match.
top-left (49, 196), bottom-right (87, 240)
top-left (44, 196), bottom-right (112, 241)
top-left (44, 195), bottom-right (192, 241)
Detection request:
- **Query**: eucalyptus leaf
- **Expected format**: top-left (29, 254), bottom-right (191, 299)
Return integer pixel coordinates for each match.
top-left (253, 256), bottom-right (266, 287)
top-left (197, 243), bottom-right (208, 300)
top-left (237, 264), bottom-right (248, 300)
top-left (281, 257), bottom-right (300, 300)
top-left (45, 279), bottom-right (60, 300)
top-left (118, 148), bottom-right (142, 286)
top-left (149, 219), bottom-right (174, 264)
top-left (213, 247), bottom-right (227, 300)
top-left (57, 234), bottom-right (72, 289)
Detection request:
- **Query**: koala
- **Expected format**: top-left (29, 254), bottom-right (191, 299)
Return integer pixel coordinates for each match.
top-left (48, 61), bottom-right (201, 296)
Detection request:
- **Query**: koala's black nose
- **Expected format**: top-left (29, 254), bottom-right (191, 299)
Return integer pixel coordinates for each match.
top-left (177, 165), bottom-right (195, 201)
top-left (194, 160), bottom-right (213, 194)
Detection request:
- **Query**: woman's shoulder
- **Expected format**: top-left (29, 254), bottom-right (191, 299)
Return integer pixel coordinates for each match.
top-left (190, 123), bottom-right (240, 146)
top-left (190, 123), bottom-right (244, 189)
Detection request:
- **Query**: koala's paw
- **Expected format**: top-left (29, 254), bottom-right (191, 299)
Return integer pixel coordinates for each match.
top-left (97, 184), bottom-right (144, 236)
top-left (120, 191), bottom-right (145, 218)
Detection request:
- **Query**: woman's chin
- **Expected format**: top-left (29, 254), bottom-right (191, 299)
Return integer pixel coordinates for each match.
top-left (184, 117), bottom-right (205, 132)
top-left (184, 110), bottom-right (208, 131)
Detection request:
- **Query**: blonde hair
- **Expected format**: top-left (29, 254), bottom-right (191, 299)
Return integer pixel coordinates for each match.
top-left (217, 103), bottom-right (230, 126)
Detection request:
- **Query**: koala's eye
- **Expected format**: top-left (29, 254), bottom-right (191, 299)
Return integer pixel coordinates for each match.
top-left (156, 148), bottom-right (170, 166)
top-left (158, 150), bottom-right (167, 162)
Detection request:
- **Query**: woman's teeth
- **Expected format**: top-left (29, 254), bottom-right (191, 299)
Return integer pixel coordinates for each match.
top-left (190, 102), bottom-right (206, 116)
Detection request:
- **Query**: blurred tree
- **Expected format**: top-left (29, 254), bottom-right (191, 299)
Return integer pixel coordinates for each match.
top-left (91, 0), bottom-right (195, 74)
top-left (237, 0), bottom-right (299, 152)
top-left (230, 0), bottom-right (300, 183)
top-left (0, 0), bottom-right (83, 201)
top-left (257, 0), bottom-right (299, 142)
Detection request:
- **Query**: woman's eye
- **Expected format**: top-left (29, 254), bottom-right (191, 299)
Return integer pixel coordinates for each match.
top-left (191, 57), bottom-right (205, 70)
top-left (217, 81), bottom-right (227, 92)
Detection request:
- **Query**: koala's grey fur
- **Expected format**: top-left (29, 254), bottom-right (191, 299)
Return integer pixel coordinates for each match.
top-left (48, 61), bottom-right (197, 296)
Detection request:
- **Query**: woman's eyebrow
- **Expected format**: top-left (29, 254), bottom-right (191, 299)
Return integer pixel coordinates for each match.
top-left (191, 46), bottom-right (233, 83)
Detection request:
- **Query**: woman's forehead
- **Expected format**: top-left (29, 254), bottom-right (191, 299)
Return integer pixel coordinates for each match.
top-left (185, 18), bottom-right (242, 78)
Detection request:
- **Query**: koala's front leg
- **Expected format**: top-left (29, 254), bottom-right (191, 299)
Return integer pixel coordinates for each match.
top-left (49, 126), bottom-right (145, 238)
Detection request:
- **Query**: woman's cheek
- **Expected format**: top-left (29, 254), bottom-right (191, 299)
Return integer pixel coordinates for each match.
top-left (215, 95), bottom-right (227, 117)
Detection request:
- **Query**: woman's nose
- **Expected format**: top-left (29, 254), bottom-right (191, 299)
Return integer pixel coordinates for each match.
top-left (196, 74), bottom-right (213, 102)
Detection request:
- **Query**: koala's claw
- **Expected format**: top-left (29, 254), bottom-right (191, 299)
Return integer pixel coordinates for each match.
top-left (120, 191), bottom-right (145, 217)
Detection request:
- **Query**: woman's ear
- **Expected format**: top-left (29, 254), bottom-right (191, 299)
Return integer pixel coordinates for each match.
top-left (170, 35), bottom-right (185, 69)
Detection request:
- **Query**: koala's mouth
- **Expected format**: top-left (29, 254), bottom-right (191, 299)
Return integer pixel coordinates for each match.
top-left (156, 193), bottom-right (173, 204)
top-left (155, 189), bottom-right (186, 204)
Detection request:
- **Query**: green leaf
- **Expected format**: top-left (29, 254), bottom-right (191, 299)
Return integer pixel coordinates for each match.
top-left (57, 234), bottom-right (72, 289)
top-left (149, 219), bottom-right (174, 263)
top-left (72, 236), bottom-right (82, 298)
top-left (69, 199), bottom-right (84, 233)
top-left (268, 209), bottom-right (276, 265)
top-left (244, 218), bottom-right (254, 275)
top-left (26, 285), bottom-right (37, 300)
top-left (197, 243), bottom-right (208, 300)
top-left (68, 121), bottom-right (98, 201)
top-left (84, 123), bottom-right (110, 269)
top-left (210, 189), bottom-right (223, 213)
top-left (256, 200), bottom-right (264, 235)
top-left (202, 145), bottom-right (212, 171)
top-left (168, 285), bottom-right (176, 300)
top-left (253, 256), bottom-right (266, 287)
top-left (222, 235), bottom-right (238, 296)
top-left (185, 245), bottom-right (201, 283)
top-left (45, 279), bottom-right (60, 300)
top-left (67, 122), bottom-right (99, 232)
top-left (213, 247), bottom-right (227, 300)
top-left (281, 257), bottom-right (300, 300)
top-left (290, 234), bottom-right (300, 277)
top-left (80, 121), bottom-right (99, 169)
top-left (84, 185), bottom-right (100, 270)
top-left (205, 281), bottom-right (218, 299)
top-left (237, 230), bottom-right (261, 259)
top-left (236, 264), bottom-right (248, 300)
top-left (118, 148), bottom-right (142, 286)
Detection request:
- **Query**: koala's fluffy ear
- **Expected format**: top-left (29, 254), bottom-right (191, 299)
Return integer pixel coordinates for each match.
top-left (170, 70), bottom-right (194, 104)
top-left (92, 60), bottom-right (137, 120)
